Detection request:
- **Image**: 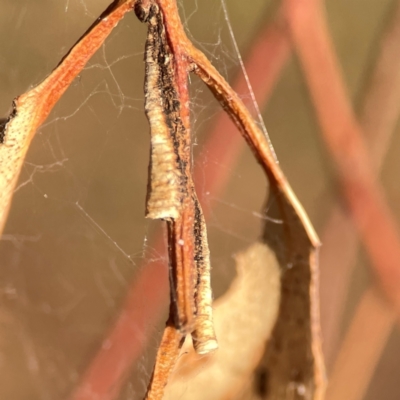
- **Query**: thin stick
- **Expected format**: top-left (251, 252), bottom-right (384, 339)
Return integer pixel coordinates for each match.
top-left (359, 0), bottom-right (400, 172)
top-left (145, 323), bottom-right (184, 400)
top-left (138, 0), bottom-right (197, 333)
top-left (326, 289), bottom-right (395, 400)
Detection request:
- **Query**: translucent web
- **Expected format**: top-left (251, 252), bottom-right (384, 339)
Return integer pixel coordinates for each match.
top-left (220, 0), bottom-right (269, 137)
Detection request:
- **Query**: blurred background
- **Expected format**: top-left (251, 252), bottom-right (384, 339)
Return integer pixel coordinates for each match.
top-left (0, 0), bottom-right (400, 399)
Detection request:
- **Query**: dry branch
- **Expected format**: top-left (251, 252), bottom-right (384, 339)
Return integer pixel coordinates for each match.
top-left (145, 323), bottom-right (185, 400)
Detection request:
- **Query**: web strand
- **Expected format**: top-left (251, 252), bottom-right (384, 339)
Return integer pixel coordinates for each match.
top-left (220, 0), bottom-right (278, 161)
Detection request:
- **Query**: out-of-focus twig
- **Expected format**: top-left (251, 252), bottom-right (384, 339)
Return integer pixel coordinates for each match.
top-left (326, 288), bottom-right (395, 400)
top-left (69, 245), bottom-right (169, 400)
top-left (318, 0), bottom-right (400, 365)
top-left (325, 2), bottom-right (400, 383)
top-left (359, 0), bottom-right (400, 172)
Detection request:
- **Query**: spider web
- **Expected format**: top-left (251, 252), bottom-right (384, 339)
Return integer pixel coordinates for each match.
top-left (0, 0), bottom-right (331, 399)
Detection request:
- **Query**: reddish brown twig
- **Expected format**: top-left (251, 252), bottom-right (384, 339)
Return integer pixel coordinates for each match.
top-left (145, 323), bottom-right (184, 400)
top-left (323, 2), bottom-right (400, 396)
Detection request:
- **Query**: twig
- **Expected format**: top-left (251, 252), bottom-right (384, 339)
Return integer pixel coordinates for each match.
top-left (69, 244), bottom-right (169, 400)
top-left (326, 288), bottom-right (395, 400)
top-left (187, 36), bottom-right (318, 245)
top-left (359, 0), bottom-right (400, 172)
top-left (145, 322), bottom-right (184, 400)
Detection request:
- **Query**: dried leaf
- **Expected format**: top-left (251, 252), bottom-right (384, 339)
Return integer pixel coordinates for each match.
top-left (248, 190), bottom-right (326, 400)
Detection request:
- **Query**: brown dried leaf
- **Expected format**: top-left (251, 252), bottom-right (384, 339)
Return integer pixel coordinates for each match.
top-left (248, 190), bottom-right (326, 400)
top-left (164, 241), bottom-right (281, 400)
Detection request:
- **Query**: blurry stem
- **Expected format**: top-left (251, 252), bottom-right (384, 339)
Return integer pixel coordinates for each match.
top-left (326, 289), bottom-right (395, 400)
top-left (359, 0), bottom-right (400, 172)
top-left (323, 2), bottom-right (400, 398)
